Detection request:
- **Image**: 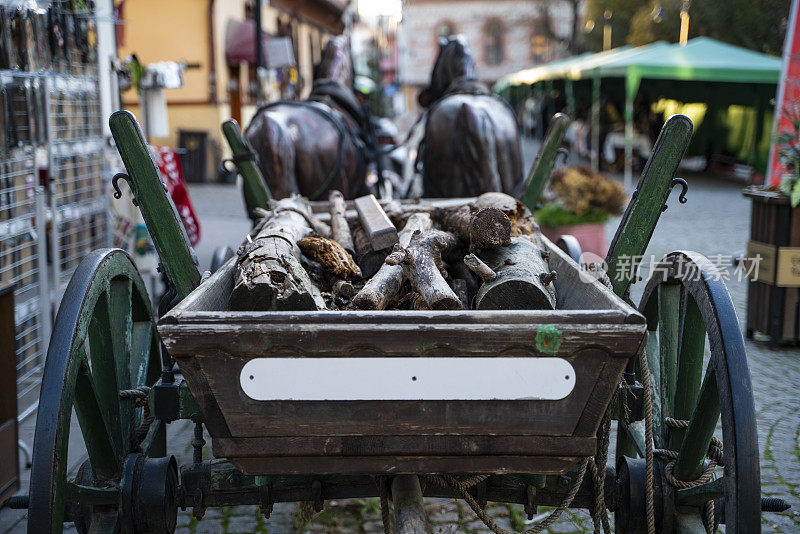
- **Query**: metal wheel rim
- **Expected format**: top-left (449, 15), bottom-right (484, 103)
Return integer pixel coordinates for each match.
top-left (618, 250), bottom-right (760, 532)
top-left (28, 248), bottom-right (162, 533)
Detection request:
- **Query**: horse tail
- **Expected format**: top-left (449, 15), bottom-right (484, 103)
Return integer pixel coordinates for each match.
top-left (245, 110), bottom-right (297, 199)
top-left (455, 102), bottom-right (502, 194)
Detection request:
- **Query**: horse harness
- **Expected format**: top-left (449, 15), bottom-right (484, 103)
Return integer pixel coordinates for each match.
top-left (252, 81), bottom-right (375, 200)
top-left (416, 77), bottom-right (518, 197)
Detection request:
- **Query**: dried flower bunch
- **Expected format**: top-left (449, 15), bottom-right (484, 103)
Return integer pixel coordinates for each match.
top-left (536, 166), bottom-right (627, 227)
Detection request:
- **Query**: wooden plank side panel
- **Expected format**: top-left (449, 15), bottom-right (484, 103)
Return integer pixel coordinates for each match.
top-left (228, 455), bottom-right (582, 476)
top-left (182, 348), bottom-right (611, 438)
top-left (212, 435), bottom-right (597, 458)
top-left (163, 323), bottom-right (645, 359)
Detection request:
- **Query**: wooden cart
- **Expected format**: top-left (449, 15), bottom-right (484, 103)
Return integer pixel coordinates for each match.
top-left (10, 112), bottom-right (787, 534)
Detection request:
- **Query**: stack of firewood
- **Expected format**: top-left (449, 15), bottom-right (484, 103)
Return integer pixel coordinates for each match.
top-left (228, 191), bottom-right (557, 312)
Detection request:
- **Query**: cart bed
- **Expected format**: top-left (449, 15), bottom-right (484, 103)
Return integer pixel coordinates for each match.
top-left (159, 232), bottom-right (646, 475)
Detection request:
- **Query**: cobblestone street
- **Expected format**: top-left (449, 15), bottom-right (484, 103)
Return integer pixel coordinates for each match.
top-left (2, 143), bottom-right (799, 533)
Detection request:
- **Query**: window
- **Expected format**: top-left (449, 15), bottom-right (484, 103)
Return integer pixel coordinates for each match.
top-left (530, 20), bottom-right (553, 63)
top-left (435, 21), bottom-right (456, 41)
top-left (484, 19), bottom-right (504, 65)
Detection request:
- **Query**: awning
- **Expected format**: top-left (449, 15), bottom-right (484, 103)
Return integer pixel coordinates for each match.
top-left (225, 19), bottom-right (271, 66)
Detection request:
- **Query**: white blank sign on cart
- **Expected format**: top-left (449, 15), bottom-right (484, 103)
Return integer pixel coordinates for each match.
top-left (240, 357), bottom-right (575, 401)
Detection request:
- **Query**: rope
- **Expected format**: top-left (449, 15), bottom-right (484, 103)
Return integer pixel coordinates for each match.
top-left (296, 502), bottom-right (316, 526)
top-left (421, 461), bottom-right (589, 534)
top-left (653, 418), bottom-right (725, 534)
top-left (377, 475), bottom-right (393, 534)
top-left (639, 349), bottom-right (656, 534)
top-left (119, 386), bottom-right (150, 402)
top-left (589, 399), bottom-right (614, 534)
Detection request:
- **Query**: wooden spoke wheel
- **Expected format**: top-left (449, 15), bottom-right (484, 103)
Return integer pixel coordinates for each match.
top-left (28, 249), bottom-right (176, 534)
top-left (615, 251), bottom-right (760, 533)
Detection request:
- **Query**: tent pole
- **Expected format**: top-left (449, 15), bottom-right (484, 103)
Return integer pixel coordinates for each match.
top-left (751, 85), bottom-right (766, 169)
top-left (592, 76), bottom-right (600, 172)
top-left (566, 78), bottom-right (575, 119)
top-left (624, 72), bottom-right (641, 189)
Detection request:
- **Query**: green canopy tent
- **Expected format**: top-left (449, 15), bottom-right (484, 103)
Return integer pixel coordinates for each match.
top-left (496, 37), bottom-right (781, 186)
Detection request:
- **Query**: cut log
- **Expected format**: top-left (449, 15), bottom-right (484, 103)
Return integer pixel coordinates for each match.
top-left (352, 213), bottom-right (433, 310)
top-left (474, 236), bottom-right (556, 310)
top-left (434, 204), bottom-right (511, 251)
top-left (353, 226), bottom-right (387, 279)
top-left (333, 279), bottom-right (356, 299)
top-left (354, 194), bottom-right (399, 250)
top-left (298, 236), bottom-right (362, 280)
top-left (385, 229), bottom-right (462, 310)
top-left (473, 192), bottom-right (539, 236)
top-left (328, 190), bottom-right (355, 256)
top-left (229, 195), bottom-right (326, 311)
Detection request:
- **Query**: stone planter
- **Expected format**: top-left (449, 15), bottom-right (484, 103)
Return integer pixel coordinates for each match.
top-left (540, 222), bottom-right (608, 258)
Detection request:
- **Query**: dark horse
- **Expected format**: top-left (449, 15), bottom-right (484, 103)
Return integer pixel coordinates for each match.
top-left (245, 36), bottom-right (371, 200)
top-left (418, 37), bottom-right (522, 197)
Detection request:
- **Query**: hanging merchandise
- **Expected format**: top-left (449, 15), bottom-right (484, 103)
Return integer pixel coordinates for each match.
top-left (21, 5), bottom-right (37, 72)
top-left (48, 4), bottom-right (66, 70)
top-left (9, 5), bottom-right (24, 70)
top-left (32, 7), bottom-right (51, 72)
top-left (10, 82), bottom-right (29, 146)
top-left (62, 0), bottom-right (76, 71)
top-left (25, 80), bottom-right (37, 145)
top-left (32, 79), bottom-right (46, 145)
top-left (0, 6), bottom-right (11, 70)
top-left (71, 0), bottom-right (89, 65)
top-left (0, 83), bottom-right (6, 154)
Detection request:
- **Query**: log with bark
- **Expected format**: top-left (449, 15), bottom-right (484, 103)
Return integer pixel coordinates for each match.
top-left (434, 204), bottom-right (511, 252)
top-left (352, 213), bottom-right (432, 310)
top-left (328, 190), bottom-right (355, 256)
top-left (473, 192), bottom-right (539, 236)
top-left (385, 229), bottom-right (462, 310)
top-left (352, 226), bottom-right (387, 279)
top-left (229, 195), bottom-right (327, 311)
top-left (473, 235), bottom-right (556, 310)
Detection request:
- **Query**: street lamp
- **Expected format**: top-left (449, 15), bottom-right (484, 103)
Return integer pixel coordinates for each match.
top-left (603, 9), bottom-right (612, 51)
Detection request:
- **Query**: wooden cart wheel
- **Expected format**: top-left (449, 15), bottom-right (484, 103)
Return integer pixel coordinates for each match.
top-left (615, 251), bottom-right (760, 533)
top-left (28, 249), bottom-right (171, 534)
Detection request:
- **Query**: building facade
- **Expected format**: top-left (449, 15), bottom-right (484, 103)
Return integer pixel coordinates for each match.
top-left (398, 0), bottom-right (574, 109)
top-left (117, 0), bottom-right (347, 180)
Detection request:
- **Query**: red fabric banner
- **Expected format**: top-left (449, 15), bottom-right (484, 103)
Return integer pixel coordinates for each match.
top-left (154, 146), bottom-right (201, 246)
top-left (767, 0), bottom-right (800, 187)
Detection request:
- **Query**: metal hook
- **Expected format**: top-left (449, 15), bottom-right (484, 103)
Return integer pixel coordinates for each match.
top-left (661, 177), bottom-right (689, 211)
top-left (111, 173), bottom-right (138, 206)
top-left (670, 177), bottom-right (689, 203)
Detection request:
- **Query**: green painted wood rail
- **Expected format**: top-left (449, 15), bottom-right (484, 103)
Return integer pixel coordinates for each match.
top-left (109, 111), bottom-right (201, 299)
top-left (605, 114), bottom-right (693, 299)
top-left (221, 119), bottom-right (272, 210)
top-left (520, 113), bottom-right (570, 211)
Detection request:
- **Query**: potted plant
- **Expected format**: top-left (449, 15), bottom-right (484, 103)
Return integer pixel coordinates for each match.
top-left (536, 166), bottom-right (627, 257)
top-left (775, 104), bottom-right (800, 207)
top-left (742, 103), bottom-right (800, 347)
